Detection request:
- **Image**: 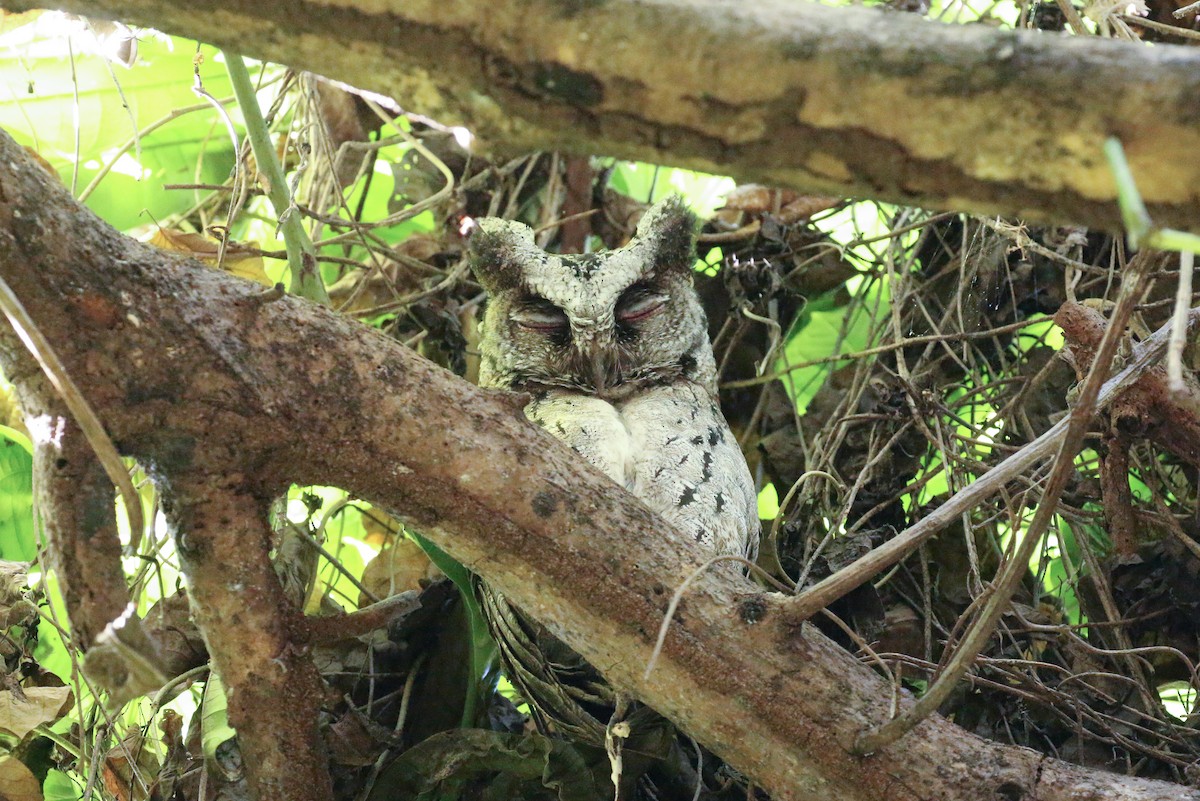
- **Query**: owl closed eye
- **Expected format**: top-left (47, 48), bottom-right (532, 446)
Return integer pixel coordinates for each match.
top-left (469, 196), bottom-right (716, 397)
top-left (468, 195), bottom-right (758, 560)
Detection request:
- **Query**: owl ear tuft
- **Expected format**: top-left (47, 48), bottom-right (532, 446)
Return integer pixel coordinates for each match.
top-left (468, 218), bottom-right (536, 293)
top-left (635, 195), bottom-right (698, 275)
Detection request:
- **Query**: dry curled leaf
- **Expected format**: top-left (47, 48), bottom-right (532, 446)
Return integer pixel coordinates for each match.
top-left (359, 538), bottom-right (440, 605)
top-left (102, 731), bottom-right (161, 801)
top-left (720, 183), bottom-right (841, 224)
top-left (0, 686), bottom-right (71, 740)
top-left (0, 562), bottom-right (36, 630)
top-left (0, 755), bottom-right (42, 801)
top-left (148, 228), bottom-right (272, 287)
top-left (358, 508), bottom-right (403, 548)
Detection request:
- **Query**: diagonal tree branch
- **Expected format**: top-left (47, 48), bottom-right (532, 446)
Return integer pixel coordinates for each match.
top-left (3, 0), bottom-right (1200, 231)
top-left (0, 130), bottom-right (1195, 801)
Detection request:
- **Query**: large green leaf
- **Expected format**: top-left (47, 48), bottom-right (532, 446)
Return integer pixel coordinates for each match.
top-left (0, 19), bottom-right (236, 231)
top-left (0, 428), bottom-right (34, 562)
top-left (43, 767), bottom-right (83, 801)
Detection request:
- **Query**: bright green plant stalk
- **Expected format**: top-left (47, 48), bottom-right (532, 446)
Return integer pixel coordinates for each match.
top-left (410, 532), bottom-right (497, 730)
top-left (224, 53), bottom-right (330, 305)
top-left (1105, 138), bottom-right (1200, 254)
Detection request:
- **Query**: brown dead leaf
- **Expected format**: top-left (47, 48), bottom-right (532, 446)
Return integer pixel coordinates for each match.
top-left (102, 731), bottom-right (160, 801)
top-left (722, 184), bottom-right (802, 213)
top-left (0, 561), bottom-right (29, 602)
top-left (314, 81), bottom-right (371, 188)
top-left (0, 561), bottom-right (36, 630)
top-left (720, 183), bottom-right (841, 224)
top-left (358, 509), bottom-right (403, 548)
top-left (0, 755), bottom-right (42, 801)
top-left (148, 228), bottom-right (272, 286)
top-left (0, 686), bottom-right (72, 740)
top-left (359, 538), bottom-right (441, 605)
top-left (326, 711), bottom-right (378, 767)
top-left (83, 18), bottom-right (138, 68)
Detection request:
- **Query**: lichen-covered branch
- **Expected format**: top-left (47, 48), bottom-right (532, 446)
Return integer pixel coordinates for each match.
top-left (3, 0), bottom-right (1200, 231)
top-left (32, 417), bottom-right (127, 647)
top-left (163, 478), bottom-right (334, 801)
top-left (0, 130), bottom-right (1194, 801)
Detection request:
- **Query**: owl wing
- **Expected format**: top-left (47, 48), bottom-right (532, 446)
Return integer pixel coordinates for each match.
top-left (623, 382), bottom-right (760, 560)
top-left (525, 384), bottom-right (759, 560)
top-left (524, 392), bottom-right (637, 490)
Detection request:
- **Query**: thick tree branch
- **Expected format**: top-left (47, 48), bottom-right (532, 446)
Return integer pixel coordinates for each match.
top-left (164, 478), bottom-right (335, 800)
top-left (4, 0), bottom-right (1200, 231)
top-left (32, 417), bottom-right (128, 647)
top-left (0, 131), bottom-right (1194, 801)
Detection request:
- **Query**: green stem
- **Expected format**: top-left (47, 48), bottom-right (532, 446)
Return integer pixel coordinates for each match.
top-left (1105, 137), bottom-right (1200, 255)
top-left (1146, 227), bottom-right (1200, 254)
top-left (410, 532), bottom-right (496, 729)
top-left (1104, 137), bottom-right (1153, 250)
top-left (224, 53), bottom-right (330, 305)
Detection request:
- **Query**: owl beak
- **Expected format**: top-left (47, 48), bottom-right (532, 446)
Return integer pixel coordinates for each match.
top-left (589, 349), bottom-right (611, 391)
top-left (572, 326), bottom-right (616, 393)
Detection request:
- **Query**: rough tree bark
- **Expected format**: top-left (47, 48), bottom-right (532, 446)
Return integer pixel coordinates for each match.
top-left (0, 131), bottom-right (1194, 800)
top-left (3, 0), bottom-right (1200, 231)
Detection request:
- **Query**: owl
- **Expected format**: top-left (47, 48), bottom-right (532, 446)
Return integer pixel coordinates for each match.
top-left (470, 196), bottom-right (759, 559)
top-left (468, 196), bottom-right (759, 755)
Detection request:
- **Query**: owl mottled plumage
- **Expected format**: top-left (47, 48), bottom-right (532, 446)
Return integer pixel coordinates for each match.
top-left (472, 196), bottom-right (758, 559)
top-left (469, 197), bottom-right (758, 756)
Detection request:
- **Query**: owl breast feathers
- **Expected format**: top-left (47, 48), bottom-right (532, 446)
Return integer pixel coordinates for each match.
top-left (470, 195), bottom-right (758, 560)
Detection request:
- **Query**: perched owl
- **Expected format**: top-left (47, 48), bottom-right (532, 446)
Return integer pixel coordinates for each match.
top-left (471, 196), bottom-right (758, 559)
top-left (468, 196), bottom-right (759, 752)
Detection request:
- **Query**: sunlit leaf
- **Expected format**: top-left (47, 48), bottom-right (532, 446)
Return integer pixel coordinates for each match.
top-left (147, 227), bottom-right (271, 286)
top-left (0, 686), bottom-right (71, 740)
top-left (41, 770), bottom-right (81, 801)
top-left (0, 433), bottom-right (33, 562)
top-left (0, 26), bottom-right (236, 230)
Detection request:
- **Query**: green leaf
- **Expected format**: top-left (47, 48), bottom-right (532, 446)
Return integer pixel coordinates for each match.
top-left (200, 674), bottom-right (238, 775)
top-left (0, 23), bottom-right (237, 231)
top-left (33, 572), bottom-right (72, 683)
top-left (0, 431), bottom-right (34, 562)
top-left (43, 767), bottom-right (83, 801)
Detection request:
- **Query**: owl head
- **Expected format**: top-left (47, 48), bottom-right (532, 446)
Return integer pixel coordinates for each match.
top-left (469, 196), bottom-right (716, 398)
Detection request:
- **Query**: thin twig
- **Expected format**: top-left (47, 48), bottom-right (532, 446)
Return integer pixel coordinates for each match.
top-left (1168, 251), bottom-right (1194, 393)
top-left (356, 652), bottom-right (426, 801)
top-left (1173, 0), bottom-right (1200, 18)
top-left (783, 304), bottom-right (1200, 626)
top-left (720, 318), bottom-right (1040, 389)
top-left (853, 252), bottom-right (1155, 754)
top-left (306, 590), bottom-right (420, 644)
top-left (1121, 14), bottom-right (1200, 41)
top-left (79, 96), bottom-right (237, 202)
top-left (1055, 0), bottom-right (1090, 34)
